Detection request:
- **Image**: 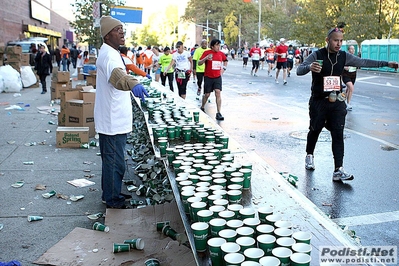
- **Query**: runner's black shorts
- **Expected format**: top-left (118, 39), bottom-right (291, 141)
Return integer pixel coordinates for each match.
top-left (204, 76), bottom-right (222, 94)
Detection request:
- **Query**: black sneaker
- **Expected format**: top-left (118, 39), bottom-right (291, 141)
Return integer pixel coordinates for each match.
top-left (216, 113), bottom-right (224, 121)
top-left (200, 107), bottom-right (205, 112)
top-left (333, 167), bottom-right (354, 182)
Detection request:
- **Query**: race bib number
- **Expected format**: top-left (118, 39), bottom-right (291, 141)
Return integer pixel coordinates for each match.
top-left (252, 54), bottom-right (260, 60)
top-left (348, 66), bottom-right (356, 72)
top-left (323, 76), bottom-right (341, 91)
top-left (177, 71), bottom-right (186, 79)
top-left (212, 61), bottom-right (222, 70)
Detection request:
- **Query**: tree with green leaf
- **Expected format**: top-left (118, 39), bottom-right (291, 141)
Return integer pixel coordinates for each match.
top-left (70, 0), bottom-right (125, 49)
top-left (223, 11), bottom-right (239, 47)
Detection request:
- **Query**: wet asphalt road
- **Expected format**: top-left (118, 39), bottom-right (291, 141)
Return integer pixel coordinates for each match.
top-left (186, 58), bottom-right (399, 247)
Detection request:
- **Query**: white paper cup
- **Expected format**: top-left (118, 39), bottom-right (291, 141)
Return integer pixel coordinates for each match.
top-left (292, 242), bottom-right (312, 255)
top-left (239, 207), bottom-right (256, 219)
top-left (259, 256), bottom-right (281, 266)
top-left (257, 234), bottom-right (276, 256)
top-left (257, 206), bottom-right (274, 223)
top-left (244, 247), bottom-right (265, 262)
top-left (292, 231), bottom-right (312, 244)
top-left (221, 242), bottom-right (240, 256)
top-left (213, 198), bottom-right (229, 208)
top-left (276, 236), bottom-right (296, 249)
top-left (274, 227), bottom-right (293, 238)
top-left (274, 220), bottom-right (293, 229)
top-left (218, 210), bottom-right (235, 221)
top-left (209, 205), bottom-right (225, 218)
top-left (256, 224), bottom-right (275, 235)
top-left (241, 261), bottom-right (261, 266)
top-left (208, 237), bottom-right (226, 266)
top-left (236, 226), bottom-right (255, 238)
top-left (290, 252), bottom-right (311, 266)
top-left (219, 228), bottom-right (237, 242)
top-left (243, 217), bottom-right (261, 230)
top-left (197, 209), bottom-right (214, 223)
top-left (224, 252), bottom-right (245, 265)
top-left (209, 218), bottom-right (227, 237)
top-left (226, 219), bottom-right (243, 230)
top-left (265, 214), bottom-right (282, 226)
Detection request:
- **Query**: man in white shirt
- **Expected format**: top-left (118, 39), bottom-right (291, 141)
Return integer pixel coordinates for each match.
top-left (94, 16), bottom-right (148, 208)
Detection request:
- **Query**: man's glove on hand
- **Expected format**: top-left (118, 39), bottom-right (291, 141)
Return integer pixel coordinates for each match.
top-left (132, 84), bottom-right (149, 102)
top-left (146, 74), bottom-right (152, 79)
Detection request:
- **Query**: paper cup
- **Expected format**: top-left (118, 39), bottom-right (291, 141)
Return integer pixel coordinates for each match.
top-left (144, 258), bottom-right (160, 266)
top-left (239, 168), bottom-right (252, 190)
top-left (113, 243), bottom-right (130, 253)
top-left (209, 205), bottom-right (226, 218)
top-left (218, 210), bottom-right (235, 221)
top-left (256, 224), bottom-right (274, 236)
top-left (244, 247), bottom-right (265, 262)
top-left (236, 236), bottom-right (256, 252)
top-left (208, 194), bottom-right (222, 206)
top-left (292, 231), bottom-right (312, 244)
top-left (227, 184), bottom-right (243, 191)
top-left (236, 226), bottom-right (255, 238)
top-left (227, 204), bottom-right (243, 218)
top-left (209, 218), bottom-right (227, 237)
top-left (274, 227), bottom-right (293, 238)
top-left (257, 206), bottom-right (274, 224)
top-left (290, 252), bottom-right (311, 266)
top-left (156, 221), bottom-right (170, 231)
top-left (274, 220), bottom-right (293, 229)
top-left (187, 196), bottom-right (202, 216)
top-left (239, 208), bottom-right (256, 219)
top-left (197, 209), bottom-right (213, 223)
top-left (218, 228), bottom-right (237, 242)
top-left (191, 201), bottom-right (207, 222)
top-left (124, 238), bottom-right (145, 250)
top-left (191, 222), bottom-right (209, 252)
top-left (272, 247), bottom-right (293, 266)
top-left (265, 214), bottom-right (282, 226)
top-left (257, 234), bottom-right (276, 256)
top-left (243, 217), bottom-right (261, 230)
top-left (259, 256), bottom-right (281, 266)
top-left (227, 189), bottom-right (242, 204)
top-left (208, 237), bottom-right (227, 266)
top-left (292, 243), bottom-right (312, 255)
top-left (241, 261), bottom-right (261, 266)
top-left (276, 236), bottom-right (296, 249)
top-left (224, 252), bottom-right (245, 265)
top-left (181, 190), bottom-right (196, 213)
top-left (92, 222), bottom-right (109, 232)
top-left (221, 242), bottom-right (241, 257)
top-left (226, 219), bottom-right (243, 230)
top-left (214, 198), bottom-right (229, 208)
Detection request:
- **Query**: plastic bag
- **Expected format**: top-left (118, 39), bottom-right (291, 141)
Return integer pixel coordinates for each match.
top-left (0, 65), bottom-right (23, 93)
top-left (20, 66), bottom-right (37, 88)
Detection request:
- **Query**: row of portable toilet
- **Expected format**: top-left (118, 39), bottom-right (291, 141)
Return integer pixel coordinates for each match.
top-left (341, 39), bottom-right (399, 72)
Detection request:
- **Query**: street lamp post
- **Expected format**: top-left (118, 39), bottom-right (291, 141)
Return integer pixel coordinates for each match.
top-left (258, 0), bottom-right (261, 43)
top-left (206, 10), bottom-right (211, 41)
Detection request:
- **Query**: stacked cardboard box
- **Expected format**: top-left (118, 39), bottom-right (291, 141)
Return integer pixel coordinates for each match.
top-left (0, 43), bottom-right (5, 65)
top-left (85, 69), bottom-right (96, 88)
top-left (56, 127), bottom-right (89, 148)
top-left (77, 67), bottom-right (84, 80)
top-left (59, 86), bottom-right (96, 137)
top-left (51, 69), bottom-right (72, 100)
top-left (5, 46), bottom-right (22, 72)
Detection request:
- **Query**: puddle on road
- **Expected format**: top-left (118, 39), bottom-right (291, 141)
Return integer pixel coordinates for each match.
top-left (380, 145), bottom-right (398, 151)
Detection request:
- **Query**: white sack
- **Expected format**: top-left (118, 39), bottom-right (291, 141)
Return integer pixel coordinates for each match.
top-left (20, 66), bottom-right (37, 88)
top-left (0, 65), bottom-right (23, 93)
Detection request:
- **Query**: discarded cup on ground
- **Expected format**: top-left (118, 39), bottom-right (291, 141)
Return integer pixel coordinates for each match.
top-left (27, 215), bottom-right (43, 222)
top-left (42, 190), bottom-right (57, 199)
top-left (87, 212), bottom-right (103, 220)
top-left (156, 221), bottom-right (170, 231)
top-left (124, 238), bottom-right (145, 250)
top-left (113, 243), bottom-right (130, 253)
top-left (11, 181), bottom-right (25, 188)
top-left (93, 222), bottom-right (109, 232)
top-left (144, 258), bottom-right (161, 266)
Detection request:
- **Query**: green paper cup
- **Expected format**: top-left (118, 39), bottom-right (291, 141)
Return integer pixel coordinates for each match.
top-left (208, 237), bottom-right (226, 266)
top-left (258, 206), bottom-right (274, 224)
top-left (276, 236), bottom-right (296, 249)
top-left (256, 224), bottom-right (275, 236)
top-left (213, 198), bottom-right (229, 208)
top-left (219, 228), bottom-right (237, 242)
top-left (243, 217), bottom-right (261, 231)
top-left (292, 231), bottom-right (312, 244)
top-left (265, 214), bottom-right (282, 226)
top-left (193, 111), bottom-right (200, 122)
top-left (197, 209), bottom-right (214, 223)
top-left (227, 204), bottom-right (243, 218)
top-left (224, 252), bottom-right (245, 265)
top-left (210, 218), bottom-right (227, 237)
top-left (162, 225), bottom-right (178, 240)
top-left (93, 222), bottom-right (109, 232)
top-left (144, 258), bottom-right (161, 266)
top-left (182, 127), bottom-right (192, 142)
top-left (156, 221), bottom-right (170, 231)
top-left (259, 256), bottom-right (281, 266)
top-left (124, 238), bottom-right (145, 250)
top-left (113, 243), bottom-right (130, 253)
top-left (227, 189), bottom-right (242, 204)
top-left (274, 220), bottom-right (293, 229)
top-left (272, 247), bottom-right (293, 266)
top-left (191, 201), bottom-right (207, 222)
top-left (209, 205), bottom-right (225, 218)
top-left (244, 247), bottom-right (265, 262)
top-left (226, 219), bottom-right (243, 230)
top-left (236, 226), bottom-right (255, 238)
top-left (181, 190), bottom-right (196, 213)
top-left (316, 59), bottom-right (323, 66)
top-left (219, 136), bottom-right (229, 149)
top-left (221, 242), bottom-right (241, 257)
top-left (236, 236), bottom-right (256, 252)
top-left (257, 234), bottom-right (276, 256)
top-left (187, 196), bottom-right (202, 217)
top-left (218, 210), bottom-right (235, 221)
top-left (239, 208), bottom-right (256, 220)
top-left (292, 243), bottom-right (312, 255)
top-left (239, 168), bottom-right (252, 190)
top-left (274, 227), bottom-right (293, 239)
top-left (27, 215), bottom-right (43, 222)
top-left (290, 252), bottom-right (311, 266)
top-left (208, 194), bottom-right (222, 206)
top-left (191, 222), bottom-right (209, 252)
top-left (167, 125), bottom-right (176, 140)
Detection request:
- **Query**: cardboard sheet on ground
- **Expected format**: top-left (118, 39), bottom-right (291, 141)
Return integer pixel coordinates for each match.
top-left (34, 202), bottom-right (196, 266)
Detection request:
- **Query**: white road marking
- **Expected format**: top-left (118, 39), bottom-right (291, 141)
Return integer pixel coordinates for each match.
top-left (333, 210), bottom-right (399, 226)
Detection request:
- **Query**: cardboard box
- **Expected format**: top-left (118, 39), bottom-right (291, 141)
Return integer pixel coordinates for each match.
top-left (60, 89), bottom-right (80, 111)
top-left (86, 75), bottom-right (96, 87)
top-left (51, 81), bottom-right (72, 100)
top-left (0, 43), bottom-right (5, 53)
top-left (55, 71), bottom-right (70, 83)
top-left (77, 73), bottom-right (84, 80)
top-left (21, 53), bottom-right (30, 65)
top-left (6, 46), bottom-right (22, 54)
top-left (56, 127), bottom-right (89, 148)
top-left (79, 86), bottom-right (96, 102)
top-left (6, 53), bottom-right (21, 62)
top-left (65, 100), bottom-right (95, 137)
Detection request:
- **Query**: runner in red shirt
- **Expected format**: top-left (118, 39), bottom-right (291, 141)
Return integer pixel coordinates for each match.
top-left (249, 43), bottom-right (262, 76)
top-left (198, 39), bottom-right (228, 121)
top-left (275, 38), bottom-right (289, 85)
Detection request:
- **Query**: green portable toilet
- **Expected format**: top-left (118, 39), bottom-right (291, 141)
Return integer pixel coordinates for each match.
top-left (361, 39), bottom-right (399, 72)
top-left (341, 40), bottom-right (359, 55)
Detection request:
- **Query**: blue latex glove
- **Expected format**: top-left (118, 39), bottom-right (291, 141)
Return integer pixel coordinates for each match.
top-left (132, 84), bottom-right (149, 102)
top-left (146, 74), bottom-right (152, 79)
